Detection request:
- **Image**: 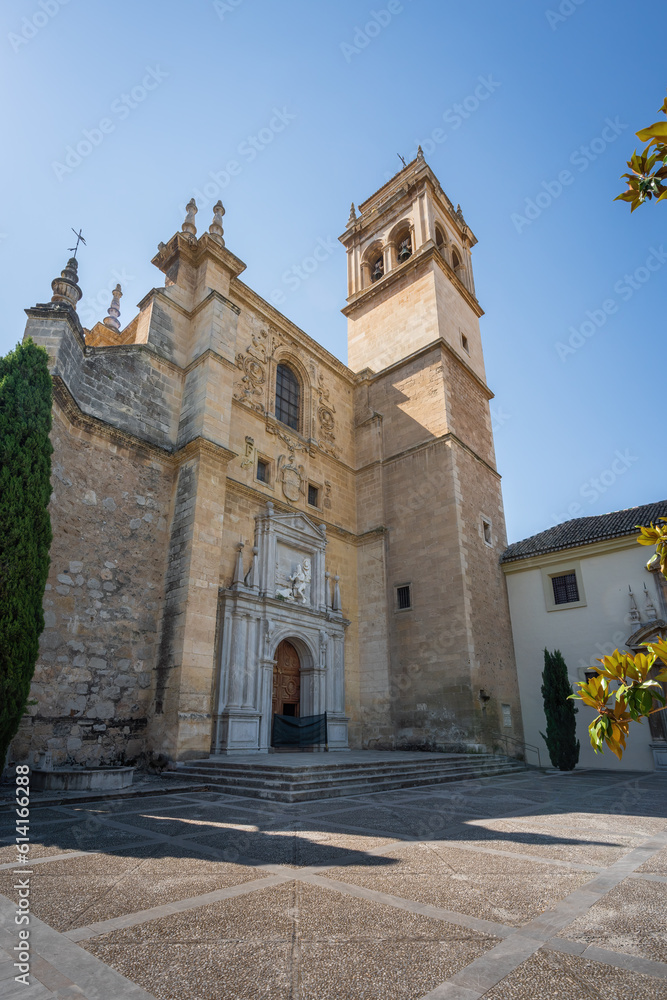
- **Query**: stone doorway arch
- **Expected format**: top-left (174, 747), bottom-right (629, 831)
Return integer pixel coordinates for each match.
top-left (272, 639), bottom-right (301, 718)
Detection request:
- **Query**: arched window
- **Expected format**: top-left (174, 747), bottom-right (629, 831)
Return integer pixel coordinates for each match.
top-left (275, 363), bottom-right (300, 430)
top-left (435, 225), bottom-right (446, 252)
top-left (451, 248), bottom-right (462, 271)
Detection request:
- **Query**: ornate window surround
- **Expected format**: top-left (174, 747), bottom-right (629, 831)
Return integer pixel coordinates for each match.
top-left (269, 351), bottom-right (313, 440)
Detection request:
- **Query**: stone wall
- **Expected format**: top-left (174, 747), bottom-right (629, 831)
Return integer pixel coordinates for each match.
top-left (9, 401), bottom-right (174, 767)
top-left (26, 304), bottom-right (182, 450)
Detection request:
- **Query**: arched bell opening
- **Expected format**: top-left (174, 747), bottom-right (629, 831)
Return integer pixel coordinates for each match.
top-left (395, 227), bottom-right (413, 264)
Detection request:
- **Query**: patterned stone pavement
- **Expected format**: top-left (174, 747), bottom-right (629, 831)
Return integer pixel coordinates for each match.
top-left (0, 768), bottom-right (666, 999)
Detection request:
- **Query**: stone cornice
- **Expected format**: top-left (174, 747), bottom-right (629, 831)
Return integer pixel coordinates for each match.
top-left (218, 586), bottom-right (351, 628)
top-left (224, 477), bottom-right (386, 545)
top-left (52, 375), bottom-right (237, 467)
top-left (151, 231), bottom-right (247, 280)
top-left (355, 336), bottom-right (494, 402)
top-left (52, 375), bottom-right (172, 461)
top-left (184, 347), bottom-right (236, 376)
top-left (26, 302), bottom-right (87, 350)
top-left (176, 436), bottom-right (237, 466)
top-left (375, 431), bottom-right (501, 482)
top-left (341, 159), bottom-right (477, 247)
top-left (136, 286), bottom-right (241, 321)
top-left (83, 340), bottom-right (183, 376)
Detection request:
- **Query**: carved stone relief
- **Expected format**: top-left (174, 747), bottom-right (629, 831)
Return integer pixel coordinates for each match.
top-left (275, 556), bottom-right (312, 604)
top-left (234, 326), bottom-right (283, 414)
top-left (277, 453), bottom-right (305, 503)
top-left (315, 373), bottom-right (339, 458)
top-left (240, 436), bottom-right (254, 469)
top-left (266, 420), bottom-right (308, 454)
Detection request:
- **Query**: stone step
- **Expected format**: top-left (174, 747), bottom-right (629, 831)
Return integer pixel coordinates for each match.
top-left (160, 755), bottom-right (528, 802)
top-left (172, 760), bottom-right (520, 789)
top-left (161, 765), bottom-right (526, 803)
top-left (179, 753), bottom-right (507, 777)
top-left (175, 752), bottom-right (514, 777)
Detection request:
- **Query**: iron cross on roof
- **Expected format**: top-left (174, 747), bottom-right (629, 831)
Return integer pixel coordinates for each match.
top-left (68, 228), bottom-right (86, 258)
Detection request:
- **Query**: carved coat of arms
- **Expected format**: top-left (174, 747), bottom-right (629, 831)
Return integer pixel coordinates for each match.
top-left (277, 454), bottom-right (305, 503)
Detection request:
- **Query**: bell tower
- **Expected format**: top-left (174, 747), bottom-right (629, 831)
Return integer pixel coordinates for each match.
top-left (340, 148), bottom-right (485, 381)
top-left (345, 152), bottom-right (523, 751)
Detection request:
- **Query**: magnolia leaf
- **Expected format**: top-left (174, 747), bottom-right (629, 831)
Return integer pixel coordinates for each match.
top-left (636, 122), bottom-right (667, 142)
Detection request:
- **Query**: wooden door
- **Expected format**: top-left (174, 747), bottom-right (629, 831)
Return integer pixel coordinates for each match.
top-left (272, 640), bottom-right (300, 718)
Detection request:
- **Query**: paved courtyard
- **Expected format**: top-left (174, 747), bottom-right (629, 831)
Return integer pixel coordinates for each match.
top-left (0, 767), bottom-right (666, 999)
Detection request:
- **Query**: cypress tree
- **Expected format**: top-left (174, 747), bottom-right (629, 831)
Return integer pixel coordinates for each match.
top-left (0, 339), bottom-right (53, 768)
top-left (540, 648), bottom-right (580, 770)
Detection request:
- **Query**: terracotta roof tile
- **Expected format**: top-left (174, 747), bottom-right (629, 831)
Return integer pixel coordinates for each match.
top-left (501, 500), bottom-right (667, 563)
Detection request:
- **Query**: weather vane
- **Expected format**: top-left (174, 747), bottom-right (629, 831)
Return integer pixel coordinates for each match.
top-left (397, 153), bottom-right (407, 167)
top-left (68, 228), bottom-right (86, 258)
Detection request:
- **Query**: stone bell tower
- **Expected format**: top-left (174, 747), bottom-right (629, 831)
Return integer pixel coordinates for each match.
top-left (341, 146), bottom-right (483, 379)
top-left (343, 151), bottom-right (523, 748)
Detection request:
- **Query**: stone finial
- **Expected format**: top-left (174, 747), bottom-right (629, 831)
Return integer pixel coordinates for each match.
top-left (643, 583), bottom-right (658, 619)
top-left (628, 585), bottom-right (641, 623)
top-left (347, 202), bottom-right (357, 226)
top-left (417, 145), bottom-right (425, 160)
top-left (182, 198), bottom-right (198, 237)
top-left (51, 256), bottom-right (82, 309)
top-left (102, 283), bottom-right (122, 330)
top-left (209, 200), bottom-right (225, 245)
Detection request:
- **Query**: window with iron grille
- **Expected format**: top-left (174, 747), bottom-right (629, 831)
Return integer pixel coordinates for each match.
top-left (256, 459), bottom-right (268, 484)
top-left (307, 484), bottom-right (319, 507)
top-left (396, 584), bottom-right (411, 610)
top-left (275, 364), bottom-right (300, 430)
top-left (551, 572), bottom-right (579, 605)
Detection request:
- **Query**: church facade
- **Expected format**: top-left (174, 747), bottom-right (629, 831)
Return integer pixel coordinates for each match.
top-left (11, 153), bottom-right (522, 766)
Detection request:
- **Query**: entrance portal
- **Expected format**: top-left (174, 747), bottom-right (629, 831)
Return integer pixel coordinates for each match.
top-left (272, 640), bottom-right (301, 718)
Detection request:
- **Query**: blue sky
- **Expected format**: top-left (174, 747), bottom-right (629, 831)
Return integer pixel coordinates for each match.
top-left (1, 0), bottom-right (664, 542)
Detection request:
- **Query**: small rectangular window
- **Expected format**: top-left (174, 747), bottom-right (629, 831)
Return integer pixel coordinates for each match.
top-left (396, 585), bottom-right (412, 610)
top-left (502, 704), bottom-right (512, 728)
top-left (461, 333), bottom-right (469, 354)
top-left (482, 519), bottom-right (492, 545)
top-left (552, 572), bottom-right (579, 605)
top-left (257, 459), bottom-right (269, 484)
top-left (307, 484), bottom-right (319, 507)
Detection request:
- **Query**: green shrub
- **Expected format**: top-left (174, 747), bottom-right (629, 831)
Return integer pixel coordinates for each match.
top-left (540, 648), bottom-right (580, 771)
top-left (0, 339), bottom-right (53, 768)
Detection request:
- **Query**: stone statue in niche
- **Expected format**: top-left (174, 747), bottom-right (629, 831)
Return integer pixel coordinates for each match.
top-left (276, 558), bottom-right (311, 603)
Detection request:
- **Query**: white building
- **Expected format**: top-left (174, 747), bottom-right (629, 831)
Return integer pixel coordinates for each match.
top-left (502, 501), bottom-right (667, 772)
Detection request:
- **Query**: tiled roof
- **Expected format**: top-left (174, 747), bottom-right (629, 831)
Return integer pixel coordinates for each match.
top-left (501, 500), bottom-right (667, 564)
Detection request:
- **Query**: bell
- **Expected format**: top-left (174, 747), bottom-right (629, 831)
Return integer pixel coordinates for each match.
top-left (372, 260), bottom-right (384, 281)
top-left (398, 245), bottom-right (411, 262)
